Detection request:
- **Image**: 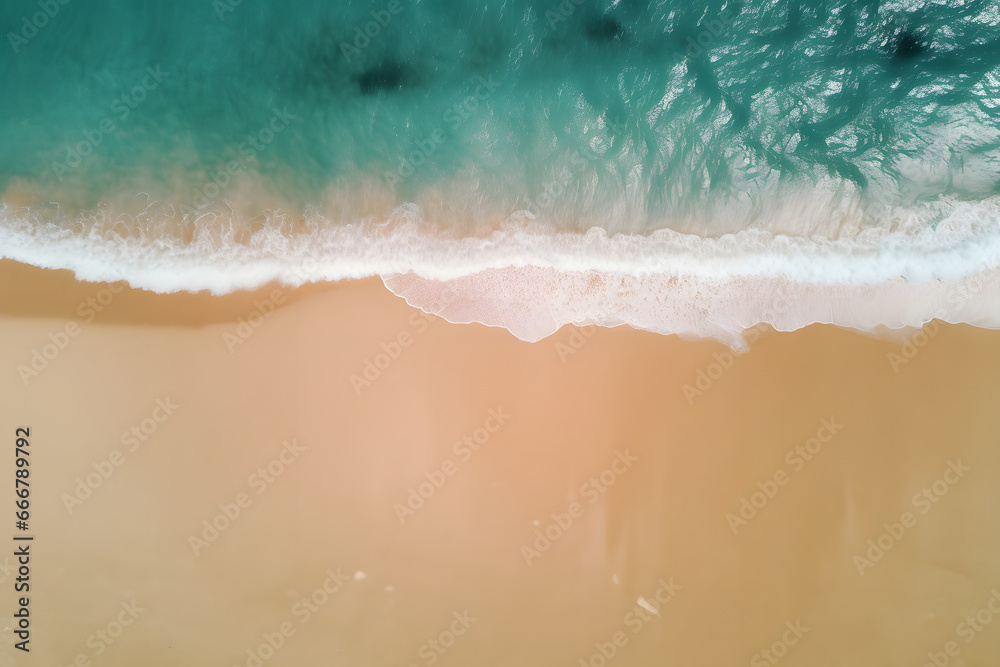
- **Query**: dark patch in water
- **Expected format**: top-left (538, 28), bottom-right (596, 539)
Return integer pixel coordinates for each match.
top-left (586, 17), bottom-right (626, 42)
top-left (356, 62), bottom-right (408, 94)
top-left (893, 29), bottom-right (928, 61)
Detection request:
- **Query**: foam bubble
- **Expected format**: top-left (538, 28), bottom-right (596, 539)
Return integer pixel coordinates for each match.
top-left (3, 194), bottom-right (1000, 345)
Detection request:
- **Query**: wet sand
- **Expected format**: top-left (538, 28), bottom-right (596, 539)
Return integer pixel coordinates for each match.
top-left (1, 258), bottom-right (999, 667)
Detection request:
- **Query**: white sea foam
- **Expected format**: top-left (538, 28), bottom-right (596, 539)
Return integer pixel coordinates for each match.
top-left (2, 195), bottom-right (1000, 346)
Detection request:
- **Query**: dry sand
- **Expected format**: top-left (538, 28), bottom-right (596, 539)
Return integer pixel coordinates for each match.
top-left (1, 258), bottom-right (999, 666)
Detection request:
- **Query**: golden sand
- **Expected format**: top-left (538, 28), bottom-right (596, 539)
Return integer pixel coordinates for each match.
top-left (1, 259), bottom-right (999, 666)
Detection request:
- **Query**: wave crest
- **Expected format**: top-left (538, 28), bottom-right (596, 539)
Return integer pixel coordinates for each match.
top-left (3, 194), bottom-right (1000, 345)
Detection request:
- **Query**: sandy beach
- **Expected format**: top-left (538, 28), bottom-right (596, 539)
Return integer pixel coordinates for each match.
top-left (1, 258), bottom-right (1000, 666)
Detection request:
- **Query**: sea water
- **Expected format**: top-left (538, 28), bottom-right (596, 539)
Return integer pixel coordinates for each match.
top-left (2, 0), bottom-right (1000, 344)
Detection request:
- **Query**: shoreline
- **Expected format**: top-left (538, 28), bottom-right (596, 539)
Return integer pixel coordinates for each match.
top-left (4, 202), bottom-right (1000, 346)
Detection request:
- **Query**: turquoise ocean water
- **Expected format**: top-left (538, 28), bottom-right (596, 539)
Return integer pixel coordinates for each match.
top-left (2, 0), bottom-right (1000, 341)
